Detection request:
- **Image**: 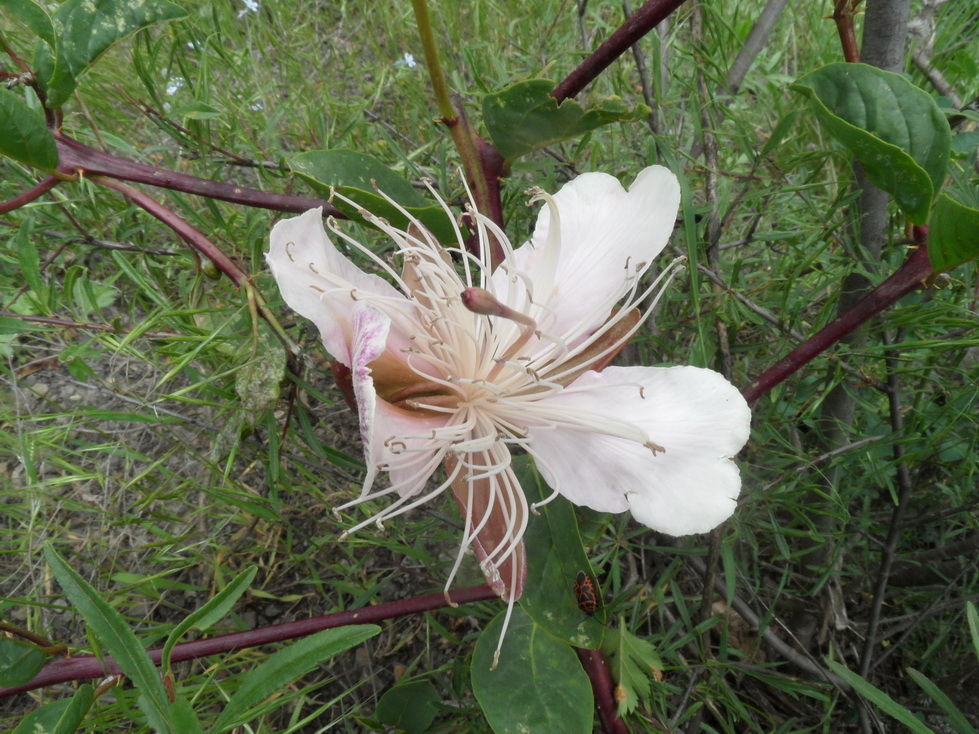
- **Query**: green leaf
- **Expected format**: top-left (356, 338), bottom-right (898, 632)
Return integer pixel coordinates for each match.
top-left (0, 637), bottom-right (47, 687)
top-left (43, 545), bottom-right (174, 733)
top-left (161, 567), bottom-right (257, 678)
top-left (10, 684), bottom-right (94, 734)
top-left (0, 0), bottom-right (57, 48)
top-left (375, 679), bottom-right (440, 734)
top-left (170, 101), bottom-right (222, 120)
top-left (18, 217), bottom-right (48, 305)
top-left (968, 602), bottom-right (979, 657)
top-left (483, 79), bottom-right (650, 165)
top-left (928, 193), bottom-right (979, 272)
top-left (0, 88), bottom-right (58, 171)
top-left (602, 620), bottom-right (663, 717)
top-left (289, 149), bottom-right (458, 243)
top-left (515, 457), bottom-right (605, 649)
top-left (472, 607), bottom-right (593, 734)
top-left (791, 63), bottom-right (951, 223)
top-left (825, 659), bottom-right (932, 733)
top-left (906, 668), bottom-right (977, 734)
top-left (35, 0), bottom-right (188, 107)
top-left (211, 625), bottom-right (380, 732)
top-left (169, 697), bottom-right (205, 734)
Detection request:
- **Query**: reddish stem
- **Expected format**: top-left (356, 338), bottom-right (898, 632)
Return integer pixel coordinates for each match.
top-left (0, 585), bottom-right (498, 699)
top-left (55, 133), bottom-right (341, 217)
top-left (0, 176), bottom-right (61, 214)
top-left (552, 0), bottom-right (686, 102)
top-left (91, 176), bottom-right (249, 287)
top-left (575, 648), bottom-right (629, 734)
top-left (742, 234), bottom-right (932, 404)
top-left (833, 0), bottom-right (862, 63)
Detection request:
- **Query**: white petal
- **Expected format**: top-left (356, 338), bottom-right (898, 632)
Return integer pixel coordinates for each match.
top-left (527, 365), bottom-right (750, 535)
top-left (501, 166), bottom-right (680, 339)
top-left (266, 208), bottom-right (409, 365)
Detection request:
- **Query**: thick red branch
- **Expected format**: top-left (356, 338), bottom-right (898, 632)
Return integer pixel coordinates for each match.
top-left (0, 585), bottom-right (498, 699)
top-left (0, 176), bottom-right (61, 214)
top-left (575, 647), bottom-right (630, 734)
top-left (742, 234), bottom-right (933, 404)
top-left (55, 133), bottom-right (341, 217)
top-left (552, 0), bottom-right (686, 102)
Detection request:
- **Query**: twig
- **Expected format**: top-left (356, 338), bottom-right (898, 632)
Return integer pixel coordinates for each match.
top-left (0, 585), bottom-right (499, 698)
top-left (742, 233), bottom-right (933, 404)
top-left (0, 176), bottom-right (63, 215)
top-left (552, 0), bottom-right (686, 102)
top-left (859, 329), bottom-right (915, 678)
top-left (55, 133), bottom-right (339, 216)
top-left (622, 0), bottom-right (658, 137)
top-left (686, 556), bottom-right (852, 692)
top-left (575, 648), bottom-right (631, 734)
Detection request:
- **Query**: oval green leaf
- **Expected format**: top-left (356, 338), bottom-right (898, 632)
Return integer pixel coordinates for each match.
top-left (0, 88), bottom-right (58, 171)
top-left (515, 456), bottom-right (605, 649)
top-left (35, 0), bottom-right (188, 107)
top-left (929, 193), bottom-right (979, 272)
top-left (483, 79), bottom-right (649, 165)
top-left (375, 679), bottom-right (440, 734)
top-left (791, 63), bottom-right (951, 224)
top-left (0, 0), bottom-right (57, 49)
top-left (10, 685), bottom-right (94, 734)
top-left (289, 149), bottom-right (458, 244)
top-left (472, 607), bottom-right (593, 734)
top-left (0, 637), bottom-right (47, 687)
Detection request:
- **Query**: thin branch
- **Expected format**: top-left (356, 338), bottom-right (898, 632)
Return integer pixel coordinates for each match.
top-left (0, 585), bottom-right (499, 699)
top-left (89, 176), bottom-right (298, 355)
top-left (575, 648), bottom-right (631, 734)
top-left (552, 0), bottom-right (686, 102)
top-left (742, 234), bottom-right (933, 404)
top-left (0, 176), bottom-right (63, 215)
top-left (859, 330), bottom-right (915, 678)
top-left (55, 133), bottom-right (339, 216)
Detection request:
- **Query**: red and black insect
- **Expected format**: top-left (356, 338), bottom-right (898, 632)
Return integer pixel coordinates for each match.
top-left (574, 570), bottom-right (598, 615)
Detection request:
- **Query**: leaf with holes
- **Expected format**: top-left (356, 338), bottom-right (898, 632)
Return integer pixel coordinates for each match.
top-left (35, 0), bottom-right (187, 107)
top-left (483, 79), bottom-right (650, 165)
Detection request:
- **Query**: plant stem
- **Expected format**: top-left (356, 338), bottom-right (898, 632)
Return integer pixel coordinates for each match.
top-left (0, 176), bottom-right (62, 214)
top-left (552, 0), bottom-right (685, 102)
top-left (56, 133), bottom-right (338, 216)
top-left (0, 585), bottom-right (498, 699)
top-left (410, 0), bottom-right (505, 264)
top-left (742, 237), bottom-right (933, 404)
top-left (89, 175), bottom-right (298, 354)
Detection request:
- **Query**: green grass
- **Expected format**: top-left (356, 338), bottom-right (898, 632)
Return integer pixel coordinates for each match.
top-left (2, 0), bottom-right (979, 731)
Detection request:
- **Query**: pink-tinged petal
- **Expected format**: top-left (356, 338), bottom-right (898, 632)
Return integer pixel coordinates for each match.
top-left (500, 166), bottom-right (680, 340)
top-left (350, 304), bottom-right (392, 489)
top-left (527, 366), bottom-right (750, 535)
top-left (266, 208), bottom-right (410, 365)
top-left (369, 400), bottom-right (449, 497)
top-left (446, 455), bottom-right (527, 602)
top-left (346, 302), bottom-right (449, 495)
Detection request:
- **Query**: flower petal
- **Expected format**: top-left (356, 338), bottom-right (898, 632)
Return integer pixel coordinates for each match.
top-left (266, 208), bottom-right (410, 365)
top-left (501, 166), bottom-right (680, 340)
top-left (446, 455), bottom-right (527, 602)
top-left (347, 301), bottom-right (449, 496)
top-left (526, 366), bottom-right (750, 535)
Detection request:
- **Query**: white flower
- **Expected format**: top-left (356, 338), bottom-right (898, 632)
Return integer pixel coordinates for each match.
top-left (266, 166), bottom-right (751, 660)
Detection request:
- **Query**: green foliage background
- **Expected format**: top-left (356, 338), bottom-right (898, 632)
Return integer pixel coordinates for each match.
top-left (1, 0), bottom-right (978, 731)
